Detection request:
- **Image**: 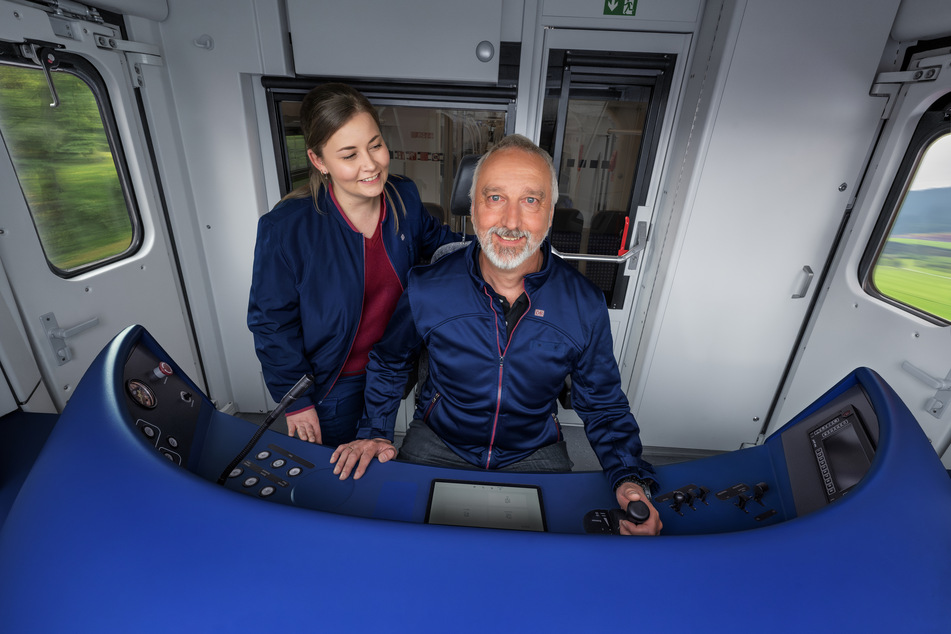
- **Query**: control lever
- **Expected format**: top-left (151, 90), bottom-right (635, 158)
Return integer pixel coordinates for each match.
top-left (583, 501), bottom-right (651, 534)
top-left (693, 486), bottom-right (710, 505)
top-left (753, 482), bottom-right (769, 505)
top-left (682, 488), bottom-right (696, 509)
top-left (670, 490), bottom-right (687, 515)
top-left (735, 493), bottom-right (750, 512)
top-left (216, 374), bottom-right (314, 484)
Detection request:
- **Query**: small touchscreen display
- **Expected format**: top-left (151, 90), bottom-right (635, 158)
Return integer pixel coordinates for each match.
top-left (808, 408), bottom-right (874, 503)
top-left (425, 480), bottom-right (547, 532)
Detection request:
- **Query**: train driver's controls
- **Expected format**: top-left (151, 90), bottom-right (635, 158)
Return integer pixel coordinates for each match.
top-left (583, 500), bottom-right (651, 534)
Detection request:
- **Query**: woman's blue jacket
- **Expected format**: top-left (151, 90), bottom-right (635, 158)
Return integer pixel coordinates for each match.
top-left (248, 176), bottom-right (460, 410)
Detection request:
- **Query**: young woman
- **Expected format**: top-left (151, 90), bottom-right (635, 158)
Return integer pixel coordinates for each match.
top-left (248, 83), bottom-right (461, 446)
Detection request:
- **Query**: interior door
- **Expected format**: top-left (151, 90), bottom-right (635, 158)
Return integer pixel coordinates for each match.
top-left (0, 10), bottom-right (201, 411)
top-left (771, 51), bottom-right (951, 468)
top-left (531, 30), bottom-right (689, 368)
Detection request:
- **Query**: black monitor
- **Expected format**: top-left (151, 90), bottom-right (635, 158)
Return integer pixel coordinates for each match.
top-left (808, 408), bottom-right (875, 503)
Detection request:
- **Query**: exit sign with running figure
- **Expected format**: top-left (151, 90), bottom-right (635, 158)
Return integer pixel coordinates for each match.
top-left (603, 0), bottom-right (637, 16)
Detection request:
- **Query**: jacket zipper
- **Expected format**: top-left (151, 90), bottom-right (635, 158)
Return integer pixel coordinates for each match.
top-left (324, 198), bottom-right (403, 403)
top-left (321, 238), bottom-right (366, 403)
top-left (423, 392), bottom-right (441, 421)
top-left (484, 286), bottom-right (530, 468)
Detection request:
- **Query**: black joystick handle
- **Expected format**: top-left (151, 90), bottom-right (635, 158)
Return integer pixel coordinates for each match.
top-left (582, 501), bottom-right (652, 534)
top-left (625, 500), bottom-right (650, 524)
top-left (607, 500), bottom-right (651, 530)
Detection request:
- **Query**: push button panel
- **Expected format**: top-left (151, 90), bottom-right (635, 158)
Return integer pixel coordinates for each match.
top-left (225, 443), bottom-right (316, 503)
top-left (123, 343), bottom-right (212, 470)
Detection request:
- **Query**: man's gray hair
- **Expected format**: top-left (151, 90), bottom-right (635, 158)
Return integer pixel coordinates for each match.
top-left (468, 135), bottom-right (559, 211)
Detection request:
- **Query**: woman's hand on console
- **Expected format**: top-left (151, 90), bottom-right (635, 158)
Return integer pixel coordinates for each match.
top-left (287, 408), bottom-right (322, 444)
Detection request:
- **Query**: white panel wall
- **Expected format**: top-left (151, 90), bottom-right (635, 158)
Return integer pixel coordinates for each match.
top-left (629, 0), bottom-right (901, 451)
top-left (287, 0), bottom-right (503, 83)
top-left (128, 0), bottom-right (291, 412)
top-left (0, 263), bottom-right (54, 414)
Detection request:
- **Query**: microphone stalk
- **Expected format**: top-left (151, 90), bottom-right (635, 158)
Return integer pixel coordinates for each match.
top-left (216, 374), bottom-right (314, 485)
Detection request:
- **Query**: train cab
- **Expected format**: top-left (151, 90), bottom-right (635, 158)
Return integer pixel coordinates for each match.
top-left (1, 1), bottom-right (950, 631)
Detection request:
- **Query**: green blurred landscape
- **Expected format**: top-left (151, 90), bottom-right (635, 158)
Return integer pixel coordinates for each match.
top-left (874, 233), bottom-right (951, 321)
top-left (0, 65), bottom-right (132, 271)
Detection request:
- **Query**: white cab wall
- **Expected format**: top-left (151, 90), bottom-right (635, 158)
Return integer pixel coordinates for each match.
top-left (771, 50), bottom-right (951, 468)
top-left (627, 0), bottom-right (902, 451)
top-left (287, 0), bottom-right (503, 84)
top-left (0, 263), bottom-right (55, 415)
top-left (126, 0), bottom-right (291, 412)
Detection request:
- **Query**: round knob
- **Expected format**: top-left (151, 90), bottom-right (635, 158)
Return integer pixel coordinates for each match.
top-left (475, 40), bottom-right (495, 63)
top-left (626, 500), bottom-right (650, 525)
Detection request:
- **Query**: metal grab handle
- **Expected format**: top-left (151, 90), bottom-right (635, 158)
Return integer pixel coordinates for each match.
top-left (553, 220), bottom-right (648, 264)
top-left (901, 361), bottom-right (951, 391)
top-left (791, 265), bottom-right (814, 299)
top-left (41, 313), bottom-right (100, 366)
top-left (50, 317), bottom-right (100, 340)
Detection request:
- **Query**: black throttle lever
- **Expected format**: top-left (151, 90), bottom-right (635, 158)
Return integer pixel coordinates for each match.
top-left (583, 500), bottom-right (651, 534)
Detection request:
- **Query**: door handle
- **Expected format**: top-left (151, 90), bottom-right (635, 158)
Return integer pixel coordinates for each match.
top-left (553, 220), bottom-right (648, 265)
top-left (791, 265), bottom-right (814, 299)
top-left (41, 313), bottom-right (100, 366)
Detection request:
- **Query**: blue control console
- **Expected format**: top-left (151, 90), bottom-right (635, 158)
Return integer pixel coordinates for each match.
top-left (1, 325), bottom-right (949, 632)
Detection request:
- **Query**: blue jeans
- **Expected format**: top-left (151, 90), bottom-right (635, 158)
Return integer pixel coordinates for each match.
top-left (314, 374), bottom-right (365, 446)
top-left (398, 420), bottom-right (573, 472)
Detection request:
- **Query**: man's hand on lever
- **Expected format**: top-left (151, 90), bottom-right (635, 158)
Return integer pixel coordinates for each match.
top-left (287, 408), bottom-right (322, 444)
top-left (331, 439), bottom-right (398, 480)
top-left (615, 482), bottom-right (663, 536)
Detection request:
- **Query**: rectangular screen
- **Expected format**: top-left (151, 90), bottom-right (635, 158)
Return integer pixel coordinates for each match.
top-left (425, 480), bottom-right (547, 532)
top-left (808, 408), bottom-right (874, 503)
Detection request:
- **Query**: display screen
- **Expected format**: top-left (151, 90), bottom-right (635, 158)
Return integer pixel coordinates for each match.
top-left (809, 409), bottom-right (874, 502)
top-left (425, 480), bottom-right (547, 532)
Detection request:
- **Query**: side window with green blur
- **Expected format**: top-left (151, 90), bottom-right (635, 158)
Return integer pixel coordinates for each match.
top-left (0, 61), bottom-right (139, 276)
top-left (869, 132), bottom-right (951, 321)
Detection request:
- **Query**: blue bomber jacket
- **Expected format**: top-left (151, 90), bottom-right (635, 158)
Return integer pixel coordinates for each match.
top-left (359, 240), bottom-right (655, 488)
top-left (247, 175), bottom-right (460, 411)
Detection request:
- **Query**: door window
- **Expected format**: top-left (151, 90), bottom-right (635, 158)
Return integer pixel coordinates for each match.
top-left (539, 50), bottom-right (675, 307)
top-left (0, 54), bottom-right (140, 276)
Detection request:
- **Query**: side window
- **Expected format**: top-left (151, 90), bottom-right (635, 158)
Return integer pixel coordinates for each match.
top-left (864, 100), bottom-right (951, 322)
top-left (0, 53), bottom-right (140, 276)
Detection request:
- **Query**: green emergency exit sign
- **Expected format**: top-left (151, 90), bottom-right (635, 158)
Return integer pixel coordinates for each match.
top-left (604, 0), bottom-right (637, 16)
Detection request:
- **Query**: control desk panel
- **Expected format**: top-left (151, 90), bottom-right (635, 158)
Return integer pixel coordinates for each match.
top-left (6, 325), bottom-right (948, 634)
top-left (119, 329), bottom-right (881, 536)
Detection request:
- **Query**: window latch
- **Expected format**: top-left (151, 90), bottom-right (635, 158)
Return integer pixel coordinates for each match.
top-left (19, 42), bottom-right (61, 107)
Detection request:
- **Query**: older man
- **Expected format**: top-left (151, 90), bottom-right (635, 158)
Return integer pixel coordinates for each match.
top-left (331, 134), bottom-right (661, 535)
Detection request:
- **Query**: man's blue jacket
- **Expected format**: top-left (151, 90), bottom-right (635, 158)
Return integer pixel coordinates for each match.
top-left (359, 240), bottom-right (655, 488)
top-left (248, 176), bottom-right (459, 411)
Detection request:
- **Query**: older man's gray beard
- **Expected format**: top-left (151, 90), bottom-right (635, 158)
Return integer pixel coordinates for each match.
top-left (478, 226), bottom-right (544, 270)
